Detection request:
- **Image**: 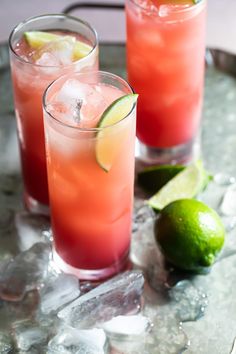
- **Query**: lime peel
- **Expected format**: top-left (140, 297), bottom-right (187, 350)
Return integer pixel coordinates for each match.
top-left (155, 199), bottom-right (225, 272)
top-left (148, 160), bottom-right (210, 211)
top-left (138, 164), bottom-right (185, 194)
top-left (95, 94), bottom-right (138, 172)
top-left (24, 31), bottom-right (92, 60)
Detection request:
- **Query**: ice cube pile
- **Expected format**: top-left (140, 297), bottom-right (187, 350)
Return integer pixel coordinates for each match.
top-left (0, 206), bottom-right (214, 354)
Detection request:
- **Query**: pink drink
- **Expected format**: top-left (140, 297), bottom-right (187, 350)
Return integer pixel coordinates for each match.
top-left (126, 0), bottom-right (206, 163)
top-left (9, 15), bottom-right (98, 213)
top-left (43, 72), bottom-right (136, 280)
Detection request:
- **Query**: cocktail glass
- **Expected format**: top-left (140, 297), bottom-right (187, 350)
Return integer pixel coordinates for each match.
top-left (126, 0), bottom-right (207, 164)
top-left (9, 14), bottom-right (98, 214)
top-left (43, 71), bottom-right (137, 280)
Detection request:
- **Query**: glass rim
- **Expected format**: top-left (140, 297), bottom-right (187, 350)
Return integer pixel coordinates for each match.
top-left (127, 0), bottom-right (206, 16)
top-left (43, 70), bottom-right (136, 133)
top-left (8, 13), bottom-right (98, 69)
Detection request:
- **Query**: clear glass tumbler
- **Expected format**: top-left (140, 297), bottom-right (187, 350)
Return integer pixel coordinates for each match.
top-left (126, 0), bottom-right (207, 164)
top-left (43, 71), bottom-right (137, 280)
top-left (9, 14), bottom-right (98, 214)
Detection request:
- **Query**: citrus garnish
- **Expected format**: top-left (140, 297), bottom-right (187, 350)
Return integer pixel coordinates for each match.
top-left (96, 94), bottom-right (138, 172)
top-left (148, 160), bottom-right (210, 211)
top-left (138, 164), bottom-right (185, 194)
top-left (24, 31), bottom-right (93, 60)
top-left (155, 199), bottom-right (225, 272)
top-left (153, 0), bottom-right (200, 5)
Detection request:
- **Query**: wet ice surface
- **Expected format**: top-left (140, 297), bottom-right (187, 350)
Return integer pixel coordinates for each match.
top-left (169, 280), bottom-right (208, 322)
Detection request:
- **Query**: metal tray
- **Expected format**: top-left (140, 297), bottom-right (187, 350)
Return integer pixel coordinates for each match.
top-left (1, 41), bottom-right (236, 353)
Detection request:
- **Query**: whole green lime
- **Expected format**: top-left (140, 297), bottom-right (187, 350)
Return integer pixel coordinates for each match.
top-left (154, 199), bottom-right (225, 272)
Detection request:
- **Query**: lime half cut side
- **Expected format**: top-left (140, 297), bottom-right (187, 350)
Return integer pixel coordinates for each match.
top-left (96, 94), bottom-right (138, 172)
top-left (148, 160), bottom-right (210, 211)
top-left (24, 31), bottom-right (93, 60)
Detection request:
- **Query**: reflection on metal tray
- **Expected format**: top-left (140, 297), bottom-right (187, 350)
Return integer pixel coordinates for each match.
top-left (207, 48), bottom-right (236, 77)
top-left (1, 42), bottom-right (236, 354)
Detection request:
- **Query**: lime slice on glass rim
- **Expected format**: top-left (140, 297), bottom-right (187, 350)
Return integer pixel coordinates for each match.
top-left (148, 160), bottom-right (210, 211)
top-left (24, 31), bottom-right (93, 60)
top-left (95, 94), bottom-right (138, 172)
top-left (154, 0), bottom-right (201, 4)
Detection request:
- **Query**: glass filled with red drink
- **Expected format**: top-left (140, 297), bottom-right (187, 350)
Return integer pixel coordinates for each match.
top-left (9, 14), bottom-right (98, 214)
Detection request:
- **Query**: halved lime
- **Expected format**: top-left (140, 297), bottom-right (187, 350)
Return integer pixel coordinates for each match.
top-left (138, 164), bottom-right (185, 194)
top-left (24, 31), bottom-right (92, 60)
top-left (148, 160), bottom-right (210, 211)
top-left (96, 94), bottom-right (138, 172)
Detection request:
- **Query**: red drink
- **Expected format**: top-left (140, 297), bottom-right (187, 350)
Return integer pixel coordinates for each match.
top-left (9, 15), bottom-right (98, 213)
top-left (43, 72), bottom-right (137, 280)
top-left (126, 0), bottom-right (206, 163)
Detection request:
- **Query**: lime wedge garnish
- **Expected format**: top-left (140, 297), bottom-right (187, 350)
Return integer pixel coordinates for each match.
top-left (96, 94), bottom-right (138, 172)
top-left (154, 0), bottom-right (199, 4)
top-left (24, 31), bottom-right (92, 60)
top-left (138, 165), bottom-right (185, 194)
top-left (148, 160), bottom-right (210, 211)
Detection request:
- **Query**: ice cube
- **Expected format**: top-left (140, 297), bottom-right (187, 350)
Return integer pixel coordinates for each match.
top-left (15, 212), bottom-right (50, 251)
top-left (0, 333), bottom-right (14, 353)
top-left (36, 52), bottom-right (60, 67)
top-left (12, 320), bottom-right (48, 351)
top-left (214, 173), bottom-right (236, 186)
top-left (78, 84), bottom-right (108, 126)
top-left (221, 184), bottom-right (236, 216)
top-left (0, 243), bottom-right (51, 301)
top-left (53, 79), bottom-right (95, 124)
top-left (169, 280), bottom-right (208, 322)
top-left (221, 215), bottom-right (236, 232)
top-left (36, 37), bottom-right (75, 66)
top-left (58, 271), bottom-right (144, 329)
top-left (56, 79), bottom-right (89, 105)
top-left (102, 315), bottom-right (150, 338)
top-left (39, 273), bottom-right (80, 315)
top-left (159, 4), bottom-right (189, 17)
top-left (3, 290), bottom-right (40, 326)
top-left (109, 312), bottom-right (188, 354)
top-left (47, 327), bottom-right (107, 354)
top-left (132, 204), bottom-right (156, 233)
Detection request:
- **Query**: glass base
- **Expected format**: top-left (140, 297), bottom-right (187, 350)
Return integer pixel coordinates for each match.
top-left (24, 193), bottom-right (50, 216)
top-left (52, 248), bottom-right (131, 281)
top-left (135, 136), bottom-right (201, 166)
